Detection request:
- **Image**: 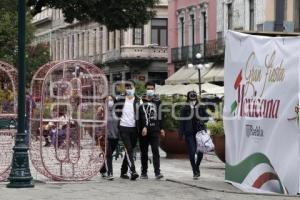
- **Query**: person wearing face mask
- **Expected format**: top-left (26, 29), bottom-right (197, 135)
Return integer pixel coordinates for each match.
top-left (101, 95), bottom-right (119, 180)
top-left (139, 81), bottom-right (165, 180)
top-left (115, 80), bottom-right (142, 180)
top-left (179, 91), bottom-right (209, 179)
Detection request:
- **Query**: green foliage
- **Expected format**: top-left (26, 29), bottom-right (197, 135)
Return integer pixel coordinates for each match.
top-left (27, 0), bottom-right (159, 31)
top-left (26, 43), bottom-right (50, 86)
top-left (206, 102), bottom-right (224, 136)
top-left (160, 95), bottom-right (186, 131)
top-left (207, 120), bottom-right (224, 136)
top-left (135, 81), bottom-right (145, 97)
top-left (0, 0), bottom-right (34, 64)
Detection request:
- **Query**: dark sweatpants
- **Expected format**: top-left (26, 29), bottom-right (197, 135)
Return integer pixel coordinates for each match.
top-left (120, 126), bottom-right (138, 174)
top-left (185, 134), bottom-right (203, 175)
top-left (106, 138), bottom-right (119, 175)
top-left (139, 131), bottom-right (160, 175)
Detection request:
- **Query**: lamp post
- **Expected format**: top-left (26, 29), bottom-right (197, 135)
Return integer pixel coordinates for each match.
top-left (7, 0), bottom-right (34, 188)
top-left (188, 53), bottom-right (209, 98)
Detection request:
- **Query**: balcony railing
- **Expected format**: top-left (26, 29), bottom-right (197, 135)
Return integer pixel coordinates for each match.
top-left (32, 8), bottom-right (53, 24)
top-left (171, 38), bottom-right (225, 63)
top-left (103, 46), bottom-right (167, 63)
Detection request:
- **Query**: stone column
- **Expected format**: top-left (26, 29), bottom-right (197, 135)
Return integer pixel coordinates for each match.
top-left (89, 30), bottom-right (95, 56)
top-left (84, 31), bottom-right (88, 56)
top-left (60, 37), bottom-right (63, 60)
top-left (102, 27), bottom-right (108, 53)
top-left (96, 27), bottom-right (100, 55)
top-left (74, 33), bottom-right (79, 59)
top-left (64, 36), bottom-right (68, 60)
top-left (79, 32), bottom-right (83, 58)
top-left (55, 39), bottom-right (59, 60)
top-left (69, 34), bottom-right (73, 59)
top-left (144, 22), bottom-right (151, 45)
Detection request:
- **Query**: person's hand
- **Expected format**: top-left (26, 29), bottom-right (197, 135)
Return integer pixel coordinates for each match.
top-left (142, 127), bottom-right (147, 136)
top-left (160, 129), bottom-right (165, 137)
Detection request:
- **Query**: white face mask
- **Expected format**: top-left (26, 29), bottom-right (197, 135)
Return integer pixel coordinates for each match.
top-left (108, 100), bottom-right (114, 108)
top-left (146, 90), bottom-right (155, 97)
top-left (126, 88), bottom-right (135, 96)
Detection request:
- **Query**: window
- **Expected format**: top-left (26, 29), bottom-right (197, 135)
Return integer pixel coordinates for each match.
top-left (107, 30), bottom-right (110, 51)
top-left (179, 17), bottom-right (184, 47)
top-left (151, 18), bottom-right (168, 46)
top-left (228, 3), bottom-right (233, 29)
top-left (113, 31), bottom-right (116, 49)
top-left (202, 12), bottom-right (207, 42)
top-left (148, 72), bottom-right (168, 85)
top-left (133, 27), bottom-right (144, 45)
top-left (190, 14), bottom-right (195, 45)
top-left (249, 0), bottom-right (254, 30)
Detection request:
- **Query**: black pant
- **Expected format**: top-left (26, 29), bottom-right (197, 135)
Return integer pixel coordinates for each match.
top-left (105, 138), bottom-right (119, 175)
top-left (139, 131), bottom-right (160, 175)
top-left (185, 134), bottom-right (203, 175)
top-left (120, 126), bottom-right (138, 174)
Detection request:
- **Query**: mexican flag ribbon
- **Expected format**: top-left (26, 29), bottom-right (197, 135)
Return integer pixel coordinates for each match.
top-left (234, 70), bottom-right (243, 90)
top-left (231, 101), bottom-right (238, 114)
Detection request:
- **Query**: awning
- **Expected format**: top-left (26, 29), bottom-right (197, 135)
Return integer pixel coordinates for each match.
top-left (203, 64), bottom-right (224, 82)
top-left (165, 63), bottom-right (223, 84)
top-left (165, 66), bottom-right (199, 85)
top-left (156, 83), bottom-right (224, 96)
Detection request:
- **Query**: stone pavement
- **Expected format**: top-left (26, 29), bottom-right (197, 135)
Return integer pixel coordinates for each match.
top-left (0, 152), bottom-right (299, 200)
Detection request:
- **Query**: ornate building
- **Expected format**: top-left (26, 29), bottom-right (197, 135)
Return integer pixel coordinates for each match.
top-left (32, 0), bottom-right (168, 85)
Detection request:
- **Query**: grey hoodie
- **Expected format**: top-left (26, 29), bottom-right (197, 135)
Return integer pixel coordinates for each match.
top-left (107, 107), bottom-right (119, 139)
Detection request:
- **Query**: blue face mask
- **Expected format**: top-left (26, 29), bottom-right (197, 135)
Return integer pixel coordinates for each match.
top-left (108, 100), bottom-right (114, 108)
top-left (126, 89), bottom-right (135, 96)
top-left (146, 90), bottom-right (155, 97)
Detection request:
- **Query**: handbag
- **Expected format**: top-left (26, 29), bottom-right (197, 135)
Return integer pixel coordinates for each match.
top-left (196, 130), bottom-right (215, 153)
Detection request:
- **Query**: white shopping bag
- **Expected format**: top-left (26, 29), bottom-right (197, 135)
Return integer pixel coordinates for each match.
top-left (196, 130), bottom-right (215, 153)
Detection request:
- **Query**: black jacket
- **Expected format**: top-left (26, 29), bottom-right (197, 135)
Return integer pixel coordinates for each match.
top-left (115, 95), bottom-right (143, 130)
top-left (139, 96), bottom-right (163, 133)
top-left (179, 103), bottom-right (209, 137)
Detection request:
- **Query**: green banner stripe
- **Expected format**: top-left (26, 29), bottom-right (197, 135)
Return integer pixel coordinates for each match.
top-left (231, 101), bottom-right (237, 114)
top-left (225, 153), bottom-right (273, 183)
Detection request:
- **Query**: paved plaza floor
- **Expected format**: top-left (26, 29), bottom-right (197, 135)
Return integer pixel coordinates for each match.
top-left (0, 152), bottom-right (299, 200)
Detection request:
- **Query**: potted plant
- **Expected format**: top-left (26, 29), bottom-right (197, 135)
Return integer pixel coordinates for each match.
top-left (206, 103), bottom-right (225, 163)
top-left (159, 95), bottom-right (188, 158)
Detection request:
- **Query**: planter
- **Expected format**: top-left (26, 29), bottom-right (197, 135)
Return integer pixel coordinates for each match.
top-left (211, 134), bottom-right (225, 163)
top-left (160, 130), bottom-right (188, 159)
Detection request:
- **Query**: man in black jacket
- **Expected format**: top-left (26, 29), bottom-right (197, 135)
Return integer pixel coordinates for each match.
top-left (139, 81), bottom-right (164, 179)
top-left (115, 80), bottom-right (142, 180)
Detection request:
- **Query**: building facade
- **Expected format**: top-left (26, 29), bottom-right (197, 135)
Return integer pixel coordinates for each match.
top-left (168, 0), bottom-right (221, 78)
top-left (216, 0), bottom-right (300, 37)
top-left (32, 0), bottom-right (168, 85)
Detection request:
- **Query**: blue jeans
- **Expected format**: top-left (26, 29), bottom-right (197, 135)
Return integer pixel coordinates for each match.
top-left (185, 134), bottom-right (203, 175)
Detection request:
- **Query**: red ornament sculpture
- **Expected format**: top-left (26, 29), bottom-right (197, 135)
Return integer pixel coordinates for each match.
top-left (0, 61), bottom-right (17, 181)
top-left (30, 60), bottom-right (108, 181)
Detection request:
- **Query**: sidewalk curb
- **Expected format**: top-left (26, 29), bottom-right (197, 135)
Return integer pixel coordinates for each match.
top-left (165, 179), bottom-right (299, 198)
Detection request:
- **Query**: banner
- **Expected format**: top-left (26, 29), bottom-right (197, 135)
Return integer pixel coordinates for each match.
top-left (224, 31), bottom-right (300, 195)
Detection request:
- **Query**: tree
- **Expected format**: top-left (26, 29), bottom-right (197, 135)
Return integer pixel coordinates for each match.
top-left (27, 0), bottom-right (159, 30)
top-left (26, 43), bottom-right (50, 86)
top-left (0, 0), bottom-right (34, 65)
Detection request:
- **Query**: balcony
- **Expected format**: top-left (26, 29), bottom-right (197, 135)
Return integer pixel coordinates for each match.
top-left (32, 8), bottom-right (53, 25)
top-left (103, 46), bottom-right (168, 64)
top-left (171, 38), bottom-right (225, 63)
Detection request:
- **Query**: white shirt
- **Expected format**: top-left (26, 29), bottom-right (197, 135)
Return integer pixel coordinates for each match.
top-left (120, 97), bottom-right (136, 127)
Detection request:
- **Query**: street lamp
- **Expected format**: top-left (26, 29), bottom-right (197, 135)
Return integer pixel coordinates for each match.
top-left (7, 0), bottom-right (34, 188)
top-left (188, 53), bottom-right (210, 98)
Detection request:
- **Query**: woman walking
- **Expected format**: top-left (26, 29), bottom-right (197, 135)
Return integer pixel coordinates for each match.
top-left (100, 95), bottom-right (120, 180)
top-left (179, 91), bottom-right (209, 179)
